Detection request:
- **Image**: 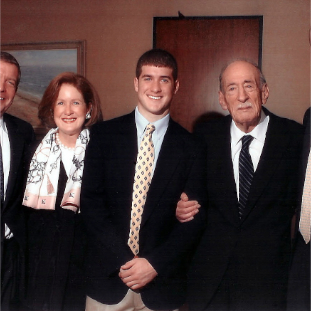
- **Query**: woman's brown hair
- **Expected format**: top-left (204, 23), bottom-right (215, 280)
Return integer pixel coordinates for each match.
top-left (38, 72), bottom-right (103, 128)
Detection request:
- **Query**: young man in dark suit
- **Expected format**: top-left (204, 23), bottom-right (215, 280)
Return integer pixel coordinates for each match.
top-left (177, 60), bottom-right (304, 311)
top-left (1, 52), bottom-right (35, 310)
top-left (81, 49), bottom-right (207, 311)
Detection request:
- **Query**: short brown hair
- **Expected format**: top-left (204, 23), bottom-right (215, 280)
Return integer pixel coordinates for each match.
top-left (38, 72), bottom-right (103, 128)
top-left (0, 51), bottom-right (21, 89)
top-left (136, 49), bottom-right (178, 81)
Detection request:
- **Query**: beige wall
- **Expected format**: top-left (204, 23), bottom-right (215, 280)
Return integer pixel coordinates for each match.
top-left (1, 0), bottom-right (310, 124)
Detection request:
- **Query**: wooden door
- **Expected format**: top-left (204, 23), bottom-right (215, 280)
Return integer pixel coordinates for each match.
top-left (154, 16), bottom-right (262, 131)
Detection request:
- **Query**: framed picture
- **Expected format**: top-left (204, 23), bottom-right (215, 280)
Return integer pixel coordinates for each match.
top-left (1, 40), bottom-right (86, 137)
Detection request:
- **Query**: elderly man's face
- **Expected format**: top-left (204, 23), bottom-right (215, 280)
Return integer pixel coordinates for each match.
top-left (0, 60), bottom-right (18, 117)
top-left (219, 61), bottom-right (269, 133)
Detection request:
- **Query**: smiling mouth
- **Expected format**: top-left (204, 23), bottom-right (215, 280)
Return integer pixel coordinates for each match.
top-left (0, 97), bottom-right (4, 100)
top-left (62, 118), bottom-right (76, 122)
top-left (148, 95), bottom-right (162, 100)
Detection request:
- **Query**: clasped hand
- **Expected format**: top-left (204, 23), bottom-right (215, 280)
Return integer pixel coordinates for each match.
top-left (119, 257), bottom-right (158, 290)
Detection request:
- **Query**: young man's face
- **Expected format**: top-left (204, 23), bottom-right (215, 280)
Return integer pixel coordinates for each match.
top-left (134, 65), bottom-right (179, 122)
top-left (0, 60), bottom-right (19, 117)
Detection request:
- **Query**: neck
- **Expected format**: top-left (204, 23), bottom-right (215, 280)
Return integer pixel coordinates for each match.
top-left (57, 132), bottom-right (78, 148)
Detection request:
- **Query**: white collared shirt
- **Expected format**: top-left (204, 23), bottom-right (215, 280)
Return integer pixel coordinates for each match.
top-left (231, 111), bottom-right (270, 199)
top-left (135, 107), bottom-right (169, 174)
top-left (0, 116), bottom-right (13, 238)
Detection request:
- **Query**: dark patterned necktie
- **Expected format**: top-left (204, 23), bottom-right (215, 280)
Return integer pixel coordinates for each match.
top-left (128, 124), bottom-right (155, 255)
top-left (238, 135), bottom-right (254, 218)
top-left (0, 141), bottom-right (4, 207)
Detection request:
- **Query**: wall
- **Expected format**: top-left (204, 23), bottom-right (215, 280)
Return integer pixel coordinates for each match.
top-left (1, 0), bottom-right (310, 124)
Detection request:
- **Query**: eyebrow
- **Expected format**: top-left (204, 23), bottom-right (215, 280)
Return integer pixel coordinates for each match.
top-left (226, 80), bottom-right (255, 87)
top-left (141, 74), bottom-right (172, 80)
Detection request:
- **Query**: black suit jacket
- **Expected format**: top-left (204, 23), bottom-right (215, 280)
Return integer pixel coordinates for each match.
top-left (1, 113), bottom-right (34, 250)
top-left (81, 111), bottom-right (207, 310)
top-left (188, 108), bottom-right (304, 311)
top-left (1, 113), bottom-right (34, 305)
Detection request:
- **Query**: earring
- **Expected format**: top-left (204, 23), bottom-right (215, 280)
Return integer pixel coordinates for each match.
top-left (86, 112), bottom-right (91, 119)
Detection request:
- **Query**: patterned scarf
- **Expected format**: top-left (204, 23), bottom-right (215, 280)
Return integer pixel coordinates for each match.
top-left (23, 128), bottom-right (89, 213)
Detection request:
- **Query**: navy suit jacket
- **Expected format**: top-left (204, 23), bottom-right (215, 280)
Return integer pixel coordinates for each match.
top-left (188, 108), bottom-right (304, 311)
top-left (1, 113), bottom-right (34, 250)
top-left (81, 111), bottom-right (207, 310)
top-left (1, 113), bottom-right (34, 304)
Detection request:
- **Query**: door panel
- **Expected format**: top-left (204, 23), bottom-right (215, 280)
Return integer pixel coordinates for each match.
top-left (154, 16), bottom-right (262, 131)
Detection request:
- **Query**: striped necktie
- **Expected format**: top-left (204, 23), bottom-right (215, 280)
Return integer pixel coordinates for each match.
top-left (238, 135), bottom-right (254, 218)
top-left (0, 141), bottom-right (4, 207)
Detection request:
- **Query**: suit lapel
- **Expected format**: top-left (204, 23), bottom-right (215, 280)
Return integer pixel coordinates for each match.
top-left (241, 112), bottom-right (290, 222)
top-left (212, 117), bottom-right (240, 226)
top-left (3, 115), bottom-right (25, 210)
top-left (141, 120), bottom-right (184, 226)
top-left (113, 113), bottom-right (138, 201)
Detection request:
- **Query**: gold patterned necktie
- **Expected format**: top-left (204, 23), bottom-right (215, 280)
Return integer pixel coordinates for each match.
top-left (128, 124), bottom-right (155, 255)
top-left (299, 150), bottom-right (311, 244)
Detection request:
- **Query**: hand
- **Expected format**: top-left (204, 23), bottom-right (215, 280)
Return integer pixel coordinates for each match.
top-left (176, 192), bottom-right (201, 223)
top-left (119, 257), bottom-right (158, 290)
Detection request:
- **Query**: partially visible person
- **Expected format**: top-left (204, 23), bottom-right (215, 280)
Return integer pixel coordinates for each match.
top-left (177, 60), bottom-right (304, 311)
top-left (1, 51), bottom-right (35, 311)
top-left (287, 106), bottom-right (310, 311)
top-left (22, 72), bottom-right (102, 311)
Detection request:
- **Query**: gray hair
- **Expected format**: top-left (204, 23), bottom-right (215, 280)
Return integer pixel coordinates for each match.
top-left (219, 58), bottom-right (266, 93)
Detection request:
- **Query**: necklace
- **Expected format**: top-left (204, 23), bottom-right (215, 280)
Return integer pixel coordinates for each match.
top-left (56, 133), bottom-right (75, 150)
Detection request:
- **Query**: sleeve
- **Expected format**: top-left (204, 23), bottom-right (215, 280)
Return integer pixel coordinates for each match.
top-left (145, 137), bottom-right (208, 276)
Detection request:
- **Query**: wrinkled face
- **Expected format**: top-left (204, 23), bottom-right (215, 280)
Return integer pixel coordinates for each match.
top-left (0, 60), bottom-right (18, 117)
top-left (219, 61), bottom-right (269, 132)
top-left (53, 83), bottom-right (90, 141)
top-left (134, 65), bottom-right (179, 122)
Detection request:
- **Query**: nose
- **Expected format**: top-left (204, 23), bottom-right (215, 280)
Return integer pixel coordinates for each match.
top-left (0, 78), bottom-right (5, 92)
top-left (64, 103), bottom-right (73, 115)
top-left (237, 86), bottom-right (249, 102)
top-left (151, 80), bottom-right (161, 93)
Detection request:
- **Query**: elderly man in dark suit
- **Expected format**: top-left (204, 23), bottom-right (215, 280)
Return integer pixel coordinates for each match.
top-left (81, 49), bottom-right (206, 311)
top-left (177, 59), bottom-right (304, 311)
top-left (287, 107), bottom-right (310, 311)
top-left (0, 52), bottom-right (35, 310)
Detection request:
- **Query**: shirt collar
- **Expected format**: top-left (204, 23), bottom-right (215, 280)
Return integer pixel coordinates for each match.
top-left (0, 117), bottom-right (7, 133)
top-left (135, 107), bottom-right (170, 140)
top-left (231, 110), bottom-right (269, 146)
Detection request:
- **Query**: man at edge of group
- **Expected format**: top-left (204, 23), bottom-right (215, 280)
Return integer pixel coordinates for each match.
top-left (287, 106), bottom-right (310, 311)
top-left (176, 59), bottom-right (304, 311)
top-left (81, 49), bottom-right (207, 311)
top-left (0, 52), bottom-right (35, 310)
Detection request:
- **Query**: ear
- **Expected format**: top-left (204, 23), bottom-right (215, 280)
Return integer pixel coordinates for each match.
top-left (261, 84), bottom-right (269, 105)
top-left (218, 91), bottom-right (228, 111)
top-left (87, 103), bottom-right (93, 114)
top-left (174, 80), bottom-right (180, 94)
top-left (134, 77), bottom-right (139, 92)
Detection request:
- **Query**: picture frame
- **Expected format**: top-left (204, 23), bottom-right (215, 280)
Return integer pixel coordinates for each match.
top-left (1, 40), bottom-right (86, 138)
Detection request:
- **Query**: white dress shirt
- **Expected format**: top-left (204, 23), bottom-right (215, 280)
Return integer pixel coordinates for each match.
top-left (231, 111), bottom-right (269, 200)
